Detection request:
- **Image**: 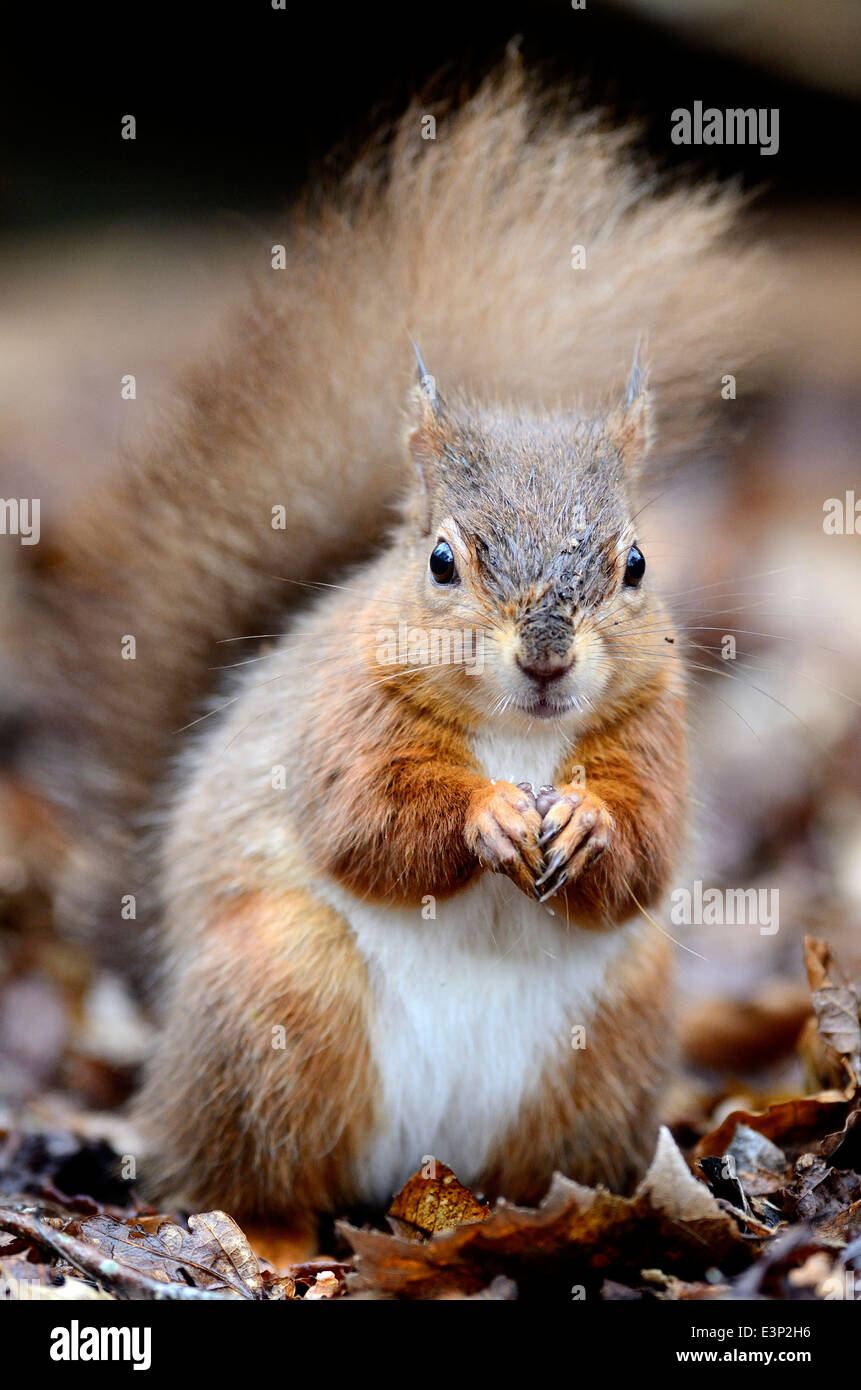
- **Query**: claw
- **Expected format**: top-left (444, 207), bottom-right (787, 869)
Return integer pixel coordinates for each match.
top-left (538, 797), bottom-right (577, 843)
top-left (539, 871), bottom-right (568, 903)
top-left (535, 849), bottom-right (566, 888)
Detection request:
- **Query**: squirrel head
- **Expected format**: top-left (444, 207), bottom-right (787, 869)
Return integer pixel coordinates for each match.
top-left (390, 349), bottom-right (676, 734)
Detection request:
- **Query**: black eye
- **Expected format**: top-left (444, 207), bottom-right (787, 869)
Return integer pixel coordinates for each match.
top-left (429, 541), bottom-right (457, 585)
top-left (624, 545), bottom-right (646, 587)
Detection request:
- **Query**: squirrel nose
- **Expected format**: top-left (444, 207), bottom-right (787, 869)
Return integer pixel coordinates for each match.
top-left (516, 652), bottom-right (573, 684)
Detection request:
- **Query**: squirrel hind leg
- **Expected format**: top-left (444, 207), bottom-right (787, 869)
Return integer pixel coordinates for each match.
top-left (132, 887), bottom-right (379, 1225)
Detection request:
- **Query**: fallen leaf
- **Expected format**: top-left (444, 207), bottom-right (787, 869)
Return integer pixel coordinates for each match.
top-left (790, 1157), bottom-right (861, 1229)
top-left (342, 1129), bottom-right (749, 1300)
top-left (79, 1209), bottom-right (264, 1297)
top-left (727, 1123), bottom-right (788, 1178)
top-left (693, 1093), bottom-right (852, 1165)
top-left (803, 937), bottom-right (861, 1091)
top-left (0, 1203), bottom-right (270, 1300)
top-left (387, 1160), bottom-right (489, 1238)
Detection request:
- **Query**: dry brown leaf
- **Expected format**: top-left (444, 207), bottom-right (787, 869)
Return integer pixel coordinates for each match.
top-left (75, 1209), bottom-right (264, 1297)
top-left (798, 1015), bottom-right (848, 1094)
top-left (791, 1156), bottom-right (861, 1229)
top-left (815, 1200), bottom-right (861, 1244)
top-left (343, 1129), bottom-right (748, 1299)
top-left (0, 1203), bottom-right (272, 1300)
top-left (725, 1122), bottom-right (790, 1195)
top-left (693, 1093), bottom-right (852, 1165)
top-left (387, 1160), bottom-right (489, 1238)
top-left (803, 936), bottom-right (861, 1091)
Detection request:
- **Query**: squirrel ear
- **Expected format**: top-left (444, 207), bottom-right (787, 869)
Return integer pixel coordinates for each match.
top-left (409, 337), bottom-right (440, 415)
top-left (405, 342), bottom-right (445, 533)
top-left (618, 348), bottom-right (653, 480)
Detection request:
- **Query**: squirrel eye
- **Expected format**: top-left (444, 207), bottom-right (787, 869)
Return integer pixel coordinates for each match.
top-left (624, 544), bottom-right (646, 587)
top-left (429, 541), bottom-right (457, 585)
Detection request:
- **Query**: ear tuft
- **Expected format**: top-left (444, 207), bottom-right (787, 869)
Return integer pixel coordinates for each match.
top-left (410, 336), bottom-right (440, 417)
top-left (619, 345), bottom-right (653, 480)
top-left (626, 337), bottom-right (648, 407)
top-left (405, 343), bottom-right (446, 533)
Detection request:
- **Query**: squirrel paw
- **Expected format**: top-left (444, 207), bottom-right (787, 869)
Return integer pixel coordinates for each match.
top-left (535, 787), bottom-right (613, 903)
top-left (465, 781), bottom-right (543, 898)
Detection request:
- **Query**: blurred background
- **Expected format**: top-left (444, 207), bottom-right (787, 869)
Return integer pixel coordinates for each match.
top-left (0, 0), bottom-right (859, 1148)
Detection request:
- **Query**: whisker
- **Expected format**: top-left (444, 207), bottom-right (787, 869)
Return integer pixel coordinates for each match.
top-left (175, 695), bottom-right (243, 734)
top-left (624, 878), bottom-right (709, 962)
top-left (592, 650), bottom-right (765, 742)
top-left (663, 566), bottom-right (799, 600)
top-left (268, 574), bottom-right (414, 607)
top-left (681, 643), bottom-right (861, 709)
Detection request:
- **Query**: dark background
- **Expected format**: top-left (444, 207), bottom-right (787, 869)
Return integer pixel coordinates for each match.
top-left (3, 0), bottom-right (858, 234)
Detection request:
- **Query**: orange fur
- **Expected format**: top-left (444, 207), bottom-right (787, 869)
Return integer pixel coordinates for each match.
top-left (546, 684), bottom-right (688, 927)
top-left (135, 890), bottom-right (377, 1219)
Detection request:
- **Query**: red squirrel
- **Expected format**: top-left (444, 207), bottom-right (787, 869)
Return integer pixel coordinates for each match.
top-left (10, 59), bottom-right (768, 1224)
top-left (136, 366), bottom-right (687, 1219)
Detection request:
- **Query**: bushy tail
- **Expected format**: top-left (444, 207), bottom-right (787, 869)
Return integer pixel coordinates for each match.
top-left (9, 55), bottom-right (770, 961)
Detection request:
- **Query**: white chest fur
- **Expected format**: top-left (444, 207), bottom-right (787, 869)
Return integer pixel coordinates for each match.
top-left (469, 721), bottom-right (574, 791)
top-left (320, 721), bottom-right (635, 1206)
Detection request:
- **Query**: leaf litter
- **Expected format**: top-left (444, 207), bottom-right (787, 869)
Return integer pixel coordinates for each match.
top-left (1, 935), bottom-right (860, 1300)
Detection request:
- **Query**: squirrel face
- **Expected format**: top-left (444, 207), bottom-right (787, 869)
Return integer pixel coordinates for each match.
top-left (389, 368), bottom-right (676, 734)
